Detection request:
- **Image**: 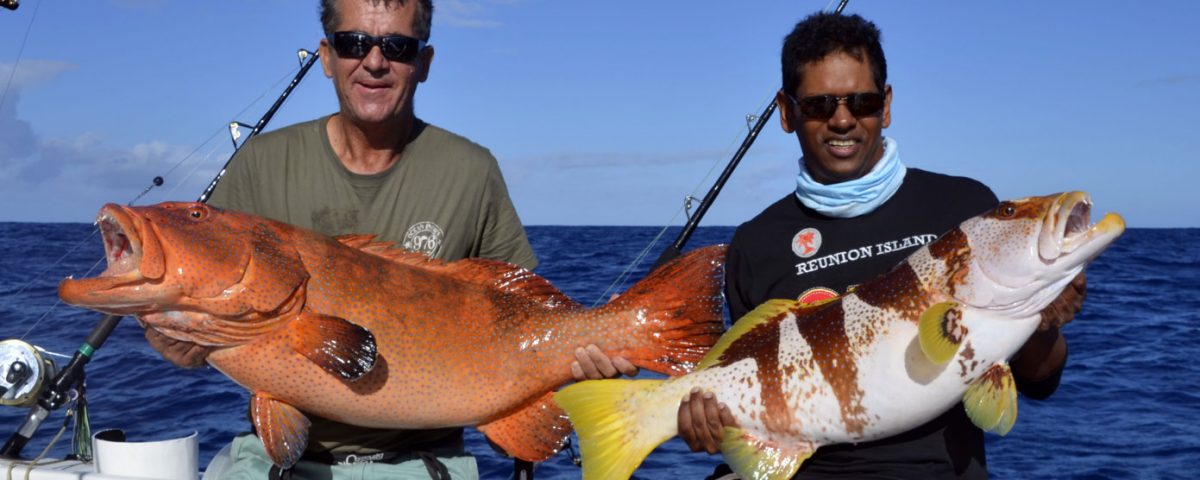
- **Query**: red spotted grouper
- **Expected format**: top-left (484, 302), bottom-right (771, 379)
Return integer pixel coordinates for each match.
top-left (57, 202), bottom-right (727, 468)
top-left (555, 192), bottom-right (1124, 479)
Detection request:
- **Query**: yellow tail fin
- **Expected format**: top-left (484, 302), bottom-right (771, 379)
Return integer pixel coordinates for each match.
top-left (554, 379), bottom-right (671, 480)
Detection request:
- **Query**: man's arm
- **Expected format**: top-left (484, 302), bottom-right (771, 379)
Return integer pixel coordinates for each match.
top-left (1011, 272), bottom-right (1085, 398)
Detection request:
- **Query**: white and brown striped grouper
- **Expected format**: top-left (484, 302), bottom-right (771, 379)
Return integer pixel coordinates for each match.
top-left (555, 192), bottom-right (1124, 480)
top-left (57, 202), bottom-right (728, 469)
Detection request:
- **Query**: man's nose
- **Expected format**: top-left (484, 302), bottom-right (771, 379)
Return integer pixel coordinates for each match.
top-left (361, 44), bottom-right (389, 71)
top-left (828, 103), bottom-right (857, 131)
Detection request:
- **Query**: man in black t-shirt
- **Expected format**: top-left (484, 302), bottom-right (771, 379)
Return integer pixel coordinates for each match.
top-left (675, 12), bottom-right (1087, 479)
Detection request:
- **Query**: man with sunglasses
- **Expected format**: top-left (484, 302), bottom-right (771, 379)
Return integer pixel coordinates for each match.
top-left (144, 0), bottom-right (545, 478)
top-left (675, 12), bottom-right (1086, 479)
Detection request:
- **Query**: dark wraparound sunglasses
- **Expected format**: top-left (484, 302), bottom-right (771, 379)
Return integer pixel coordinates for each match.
top-left (326, 31), bottom-right (426, 63)
top-left (786, 92), bottom-right (885, 120)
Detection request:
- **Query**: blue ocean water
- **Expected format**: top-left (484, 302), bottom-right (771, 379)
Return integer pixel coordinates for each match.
top-left (0, 223), bottom-right (1195, 479)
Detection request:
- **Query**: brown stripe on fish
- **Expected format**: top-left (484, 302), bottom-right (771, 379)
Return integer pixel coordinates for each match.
top-left (795, 303), bottom-right (868, 436)
top-left (715, 308), bottom-right (795, 435)
top-left (927, 227), bottom-right (972, 297)
top-left (853, 262), bottom-right (928, 324)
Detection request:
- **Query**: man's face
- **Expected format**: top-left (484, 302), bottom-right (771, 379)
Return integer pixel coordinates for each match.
top-left (319, 0), bottom-right (433, 127)
top-left (778, 51), bottom-right (892, 185)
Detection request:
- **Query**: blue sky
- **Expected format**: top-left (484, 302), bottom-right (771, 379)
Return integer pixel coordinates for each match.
top-left (0, 0), bottom-right (1196, 227)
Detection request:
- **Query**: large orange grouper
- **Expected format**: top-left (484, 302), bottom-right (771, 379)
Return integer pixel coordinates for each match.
top-left (57, 202), bottom-right (728, 468)
top-left (556, 192), bottom-right (1124, 479)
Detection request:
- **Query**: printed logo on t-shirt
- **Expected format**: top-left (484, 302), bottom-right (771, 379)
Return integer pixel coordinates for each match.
top-left (791, 228), bottom-right (822, 258)
top-left (403, 221), bottom-right (444, 258)
top-left (797, 287), bottom-right (839, 304)
top-left (794, 233), bottom-right (939, 277)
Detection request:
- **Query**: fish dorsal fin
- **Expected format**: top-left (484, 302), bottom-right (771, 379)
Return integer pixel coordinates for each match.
top-left (335, 234), bottom-right (579, 310)
top-left (477, 391), bottom-right (573, 462)
top-left (697, 298), bottom-right (833, 370)
top-left (251, 393), bottom-right (310, 469)
top-left (443, 258), bottom-right (581, 310)
top-left (962, 362), bottom-right (1019, 436)
top-left (721, 425), bottom-right (813, 480)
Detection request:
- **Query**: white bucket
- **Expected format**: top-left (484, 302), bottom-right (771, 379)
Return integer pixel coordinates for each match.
top-left (93, 429), bottom-right (199, 480)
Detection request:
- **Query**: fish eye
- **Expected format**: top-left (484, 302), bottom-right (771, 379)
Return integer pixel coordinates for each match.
top-left (187, 207), bottom-right (207, 221)
top-left (998, 203), bottom-right (1017, 218)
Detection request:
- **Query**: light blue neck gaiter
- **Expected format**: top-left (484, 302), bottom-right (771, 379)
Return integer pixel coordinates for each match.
top-left (794, 137), bottom-right (906, 218)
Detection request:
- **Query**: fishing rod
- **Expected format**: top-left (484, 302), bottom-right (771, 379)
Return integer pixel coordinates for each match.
top-left (650, 0), bottom-right (850, 270)
top-left (0, 48), bottom-right (322, 462)
top-left (200, 49), bottom-right (321, 203)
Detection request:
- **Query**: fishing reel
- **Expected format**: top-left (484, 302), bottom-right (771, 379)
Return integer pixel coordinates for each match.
top-left (0, 339), bottom-right (57, 408)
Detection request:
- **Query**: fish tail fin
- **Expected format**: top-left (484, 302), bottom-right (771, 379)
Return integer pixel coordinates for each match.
top-left (604, 244), bottom-right (727, 375)
top-left (555, 378), bottom-right (673, 480)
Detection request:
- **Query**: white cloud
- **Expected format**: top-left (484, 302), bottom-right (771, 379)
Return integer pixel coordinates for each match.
top-left (1137, 75), bottom-right (1200, 87)
top-left (0, 60), bottom-right (75, 91)
top-left (436, 0), bottom-right (505, 28)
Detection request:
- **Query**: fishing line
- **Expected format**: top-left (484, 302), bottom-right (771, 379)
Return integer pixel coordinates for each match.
top-left (0, 0), bottom-right (42, 116)
top-left (590, 92), bottom-right (778, 307)
top-left (159, 64), bottom-right (302, 183)
top-left (17, 256), bottom-right (103, 340)
top-left (158, 141), bottom-right (234, 201)
top-left (4, 392), bottom-right (78, 480)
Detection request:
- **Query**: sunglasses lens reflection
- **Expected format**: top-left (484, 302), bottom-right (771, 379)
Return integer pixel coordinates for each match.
top-left (329, 32), bottom-right (422, 62)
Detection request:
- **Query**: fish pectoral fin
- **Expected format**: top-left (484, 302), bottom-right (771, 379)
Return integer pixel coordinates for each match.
top-left (918, 301), bottom-right (966, 364)
top-left (478, 391), bottom-right (573, 462)
top-left (721, 427), bottom-right (812, 480)
top-left (288, 312), bottom-right (377, 381)
top-left (962, 362), bottom-right (1019, 436)
top-left (251, 393), bottom-right (311, 469)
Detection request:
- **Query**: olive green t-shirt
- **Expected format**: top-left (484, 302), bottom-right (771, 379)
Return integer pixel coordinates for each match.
top-left (207, 115), bottom-right (537, 456)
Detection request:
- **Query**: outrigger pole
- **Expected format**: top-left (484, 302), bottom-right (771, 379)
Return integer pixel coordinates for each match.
top-left (650, 0), bottom-right (850, 270)
top-left (0, 49), bottom-right (322, 461)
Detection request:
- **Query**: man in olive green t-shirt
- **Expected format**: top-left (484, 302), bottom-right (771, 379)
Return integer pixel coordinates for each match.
top-left (143, 0), bottom-right (548, 478)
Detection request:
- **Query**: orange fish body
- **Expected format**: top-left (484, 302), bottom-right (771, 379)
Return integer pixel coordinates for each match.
top-left (58, 202), bottom-right (727, 468)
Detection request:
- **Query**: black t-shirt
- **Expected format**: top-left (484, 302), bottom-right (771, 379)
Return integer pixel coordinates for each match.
top-left (725, 168), bottom-right (999, 479)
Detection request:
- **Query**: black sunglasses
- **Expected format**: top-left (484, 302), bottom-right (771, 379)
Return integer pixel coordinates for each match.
top-left (787, 92), bottom-right (885, 120)
top-left (326, 31), bottom-right (426, 63)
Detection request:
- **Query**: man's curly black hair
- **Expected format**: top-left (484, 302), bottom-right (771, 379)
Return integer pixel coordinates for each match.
top-left (782, 12), bottom-right (887, 96)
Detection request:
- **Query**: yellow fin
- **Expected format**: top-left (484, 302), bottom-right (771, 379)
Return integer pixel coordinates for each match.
top-left (721, 426), bottom-right (813, 480)
top-left (698, 299), bottom-right (797, 370)
top-left (554, 379), bottom-right (669, 479)
top-left (962, 363), bottom-right (1019, 435)
top-left (918, 301), bottom-right (965, 364)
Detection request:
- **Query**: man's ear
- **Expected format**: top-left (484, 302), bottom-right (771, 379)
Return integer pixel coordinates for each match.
top-left (881, 84), bottom-right (893, 129)
top-left (318, 38), bottom-right (334, 78)
top-left (776, 90), bottom-right (796, 133)
top-left (416, 45), bottom-right (435, 83)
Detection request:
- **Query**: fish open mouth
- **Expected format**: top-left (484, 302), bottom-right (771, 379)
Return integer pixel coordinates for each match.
top-left (97, 207), bottom-right (142, 279)
top-left (58, 204), bottom-right (154, 310)
top-left (1041, 192), bottom-right (1125, 261)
